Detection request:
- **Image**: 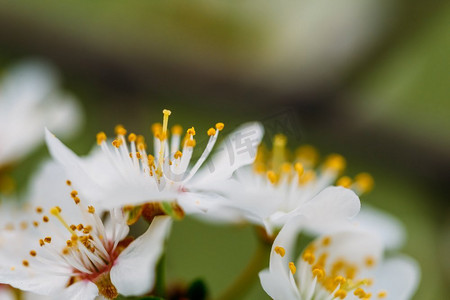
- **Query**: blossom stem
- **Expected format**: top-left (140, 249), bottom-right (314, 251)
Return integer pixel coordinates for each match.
top-left (216, 239), bottom-right (271, 300)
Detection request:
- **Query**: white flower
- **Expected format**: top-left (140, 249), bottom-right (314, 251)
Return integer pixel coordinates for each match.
top-left (0, 60), bottom-right (82, 167)
top-left (259, 217), bottom-right (420, 300)
top-left (193, 135), bottom-right (365, 235)
top-left (0, 161), bottom-right (171, 300)
top-left (45, 110), bottom-right (264, 215)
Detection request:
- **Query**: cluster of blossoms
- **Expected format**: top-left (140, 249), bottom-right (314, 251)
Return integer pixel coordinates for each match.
top-left (0, 62), bottom-right (419, 300)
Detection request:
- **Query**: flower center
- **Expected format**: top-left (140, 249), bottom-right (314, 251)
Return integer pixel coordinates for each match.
top-left (95, 109), bottom-right (224, 186)
top-left (253, 134), bottom-right (374, 195)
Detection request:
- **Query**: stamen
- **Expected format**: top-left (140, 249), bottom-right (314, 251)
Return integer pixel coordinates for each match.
top-left (156, 109), bottom-right (172, 177)
top-left (289, 262), bottom-right (296, 275)
top-left (115, 125), bottom-right (127, 136)
top-left (312, 267), bottom-right (325, 279)
top-left (274, 246), bottom-right (285, 257)
top-left (171, 125), bottom-right (183, 135)
top-left (43, 216), bottom-right (49, 223)
top-left (36, 206), bottom-right (43, 214)
top-left (377, 291), bottom-right (387, 298)
top-left (322, 236), bottom-right (331, 246)
top-left (66, 180), bottom-right (72, 186)
top-left (50, 207), bottom-right (76, 236)
top-left (337, 176), bottom-right (352, 188)
top-left (334, 289), bottom-right (347, 299)
top-left (174, 151), bottom-right (182, 159)
top-left (365, 256), bottom-right (375, 267)
top-left (29, 250), bottom-right (37, 257)
top-left (22, 260), bottom-right (29, 267)
top-left (207, 128), bottom-right (216, 136)
top-left (128, 133), bottom-right (137, 142)
top-left (267, 171), bottom-right (278, 184)
top-left (215, 122), bottom-right (224, 131)
top-left (324, 154), bottom-right (346, 173)
top-left (272, 134), bottom-right (287, 172)
top-left (355, 173), bottom-right (374, 194)
top-left (96, 132), bottom-right (107, 145)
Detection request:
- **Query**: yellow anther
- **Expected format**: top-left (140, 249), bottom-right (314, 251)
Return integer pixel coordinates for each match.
top-left (267, 170), bottom-right (278, 184)
top-left (337, 176), bottom-right (352, 188)
top-left (112, 139), bottom-right (123, 148)
top-left (365, 256), bottom-right (375, 267)
top-left (66, 180), bottom-right (72, 186)
top-left (88, 206), bottom-right (95, 214)
top-left (10, 267), bottom-right (15, 271)
top-left (77, 224), bottom-right (84, 231)
top-left (49, 207), bottom-right (59, 215)
top-left (355, 173), bottom-right (375, 194)
top-left (302, 252), bottom-right (315, 265)
top-left (128, 133), bottom-right (137, 142)
top-left (186, 139), bottom-right (196, 147)
top-left (171, 125), bottom-right (183, 135)
top-left (207, 128), bottom-right (216, 136)
top-left (294, 162), bottom-right (304, 177)
top-left (334, 289), bottom-right (347, 299)
top-left (66, 240), bottom-right (73, 247)
top-left (346, 265), bottom-right (358, 279)
top-left (174, 151), bottom-right (182, 159)
top-left (35, 206), bottom-right (43, 214)
top-left (289, 262), bottom-right (296, 275)
top-left (363, 293), bottom-right (372, 299)
top-left (39, 239), bottom-right (45, 247)
top-left (22, 260), bottom-right (29, 267)
top-left (296, 145), bottom-right (319, 166)
top-left (147, 154), bottom-right (155, 165)
top-left (32, 221), bottom-right (39, 227)
top-left (187, 127), bottom-right (196, 136)
top-left (274, 246), bottom-right (286, 257)
top-left (96, 132), bottom-right (107, 145)
top-left (322, 236), bottom-right (331, 246)
top-left (43, 216), bottom-right (49, 223)
top-left (354, 288), bottom-right (367, 298)
top-left (71, 235), bottom-right (79, 242)
top-left (299, 170), bottom-right (316, 185)
top-left (115, 125), bottom-right (127, 136)
top-left (29, 250), bottom-right (37, 257)
top-left (377, 291), bottom-right (387, 298)
top-left (215, 123), bottom-right (225, 131)
top-left (312, 267), bottom-right (325, 279)
top-left (281, 163), bottom-right (292, 173)
top-left (70, 190), bottom-right (78, 198)
top-left (44, 237), bottom-right (52, 243)
top-left (62, 247), bottom-right (70, 255)
top-left (324, 154), bottom-right (346, 172)
top-left (73, 197), bottom-right (80, 205)
top-left (334, 276), bottom-right (346, 285)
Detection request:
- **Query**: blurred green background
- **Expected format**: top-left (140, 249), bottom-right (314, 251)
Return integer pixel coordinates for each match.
top-left (0, 1), bottom-right (449, 299)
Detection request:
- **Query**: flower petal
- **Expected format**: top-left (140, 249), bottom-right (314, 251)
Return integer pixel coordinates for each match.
top-left (259, 269), bottom-right (298, 300)
top-left (0, 268), bottom-right (68, 296)
top-left (57, 280), bottom-right (99, 300)
top-left (110, 216), bottom-right (172, 296)
top-left (370, 255), bottom-right (420, 300)
top-left (189, 122), bottom-right (264, 187)
top-left (296, 186), bottom-right (361, 234)
top-left (354, 204), bottom-right (406, 250)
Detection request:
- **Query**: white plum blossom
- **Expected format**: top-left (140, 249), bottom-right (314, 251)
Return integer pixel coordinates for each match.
top-left (259, 217), bottom-right (420, 300)
top-left (45, 110), bottom-right (264, 216)
top-left (192, 134), bottom-right (368, 235)
top-left (0, 60), bottom-right (82, 167)
top-left (0, 161), bottom-right (171, 300)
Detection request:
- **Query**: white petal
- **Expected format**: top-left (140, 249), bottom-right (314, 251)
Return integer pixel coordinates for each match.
top-left (319, 230), bottom-right (383, 268)
top-left (259, 269), bottom-right (298, 300)
top-left (269, 216), bottom-right (305, 278)
top-left (297, 186), bottom-right (361, 234)
top-left (0, 268), bottom-right (68, 296)
top-left (110, 216), bottom-right (172, 296)
top-left (354, 204), bottom-right (406, 250)
top-left (370, 255), bottom-right (420, 300)
top-left (45, 129), bottom-right (101, 200)
top-left (57, 280), bottom-right (99, 300)
top-left (189, 122), bottom-right (264, 187)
